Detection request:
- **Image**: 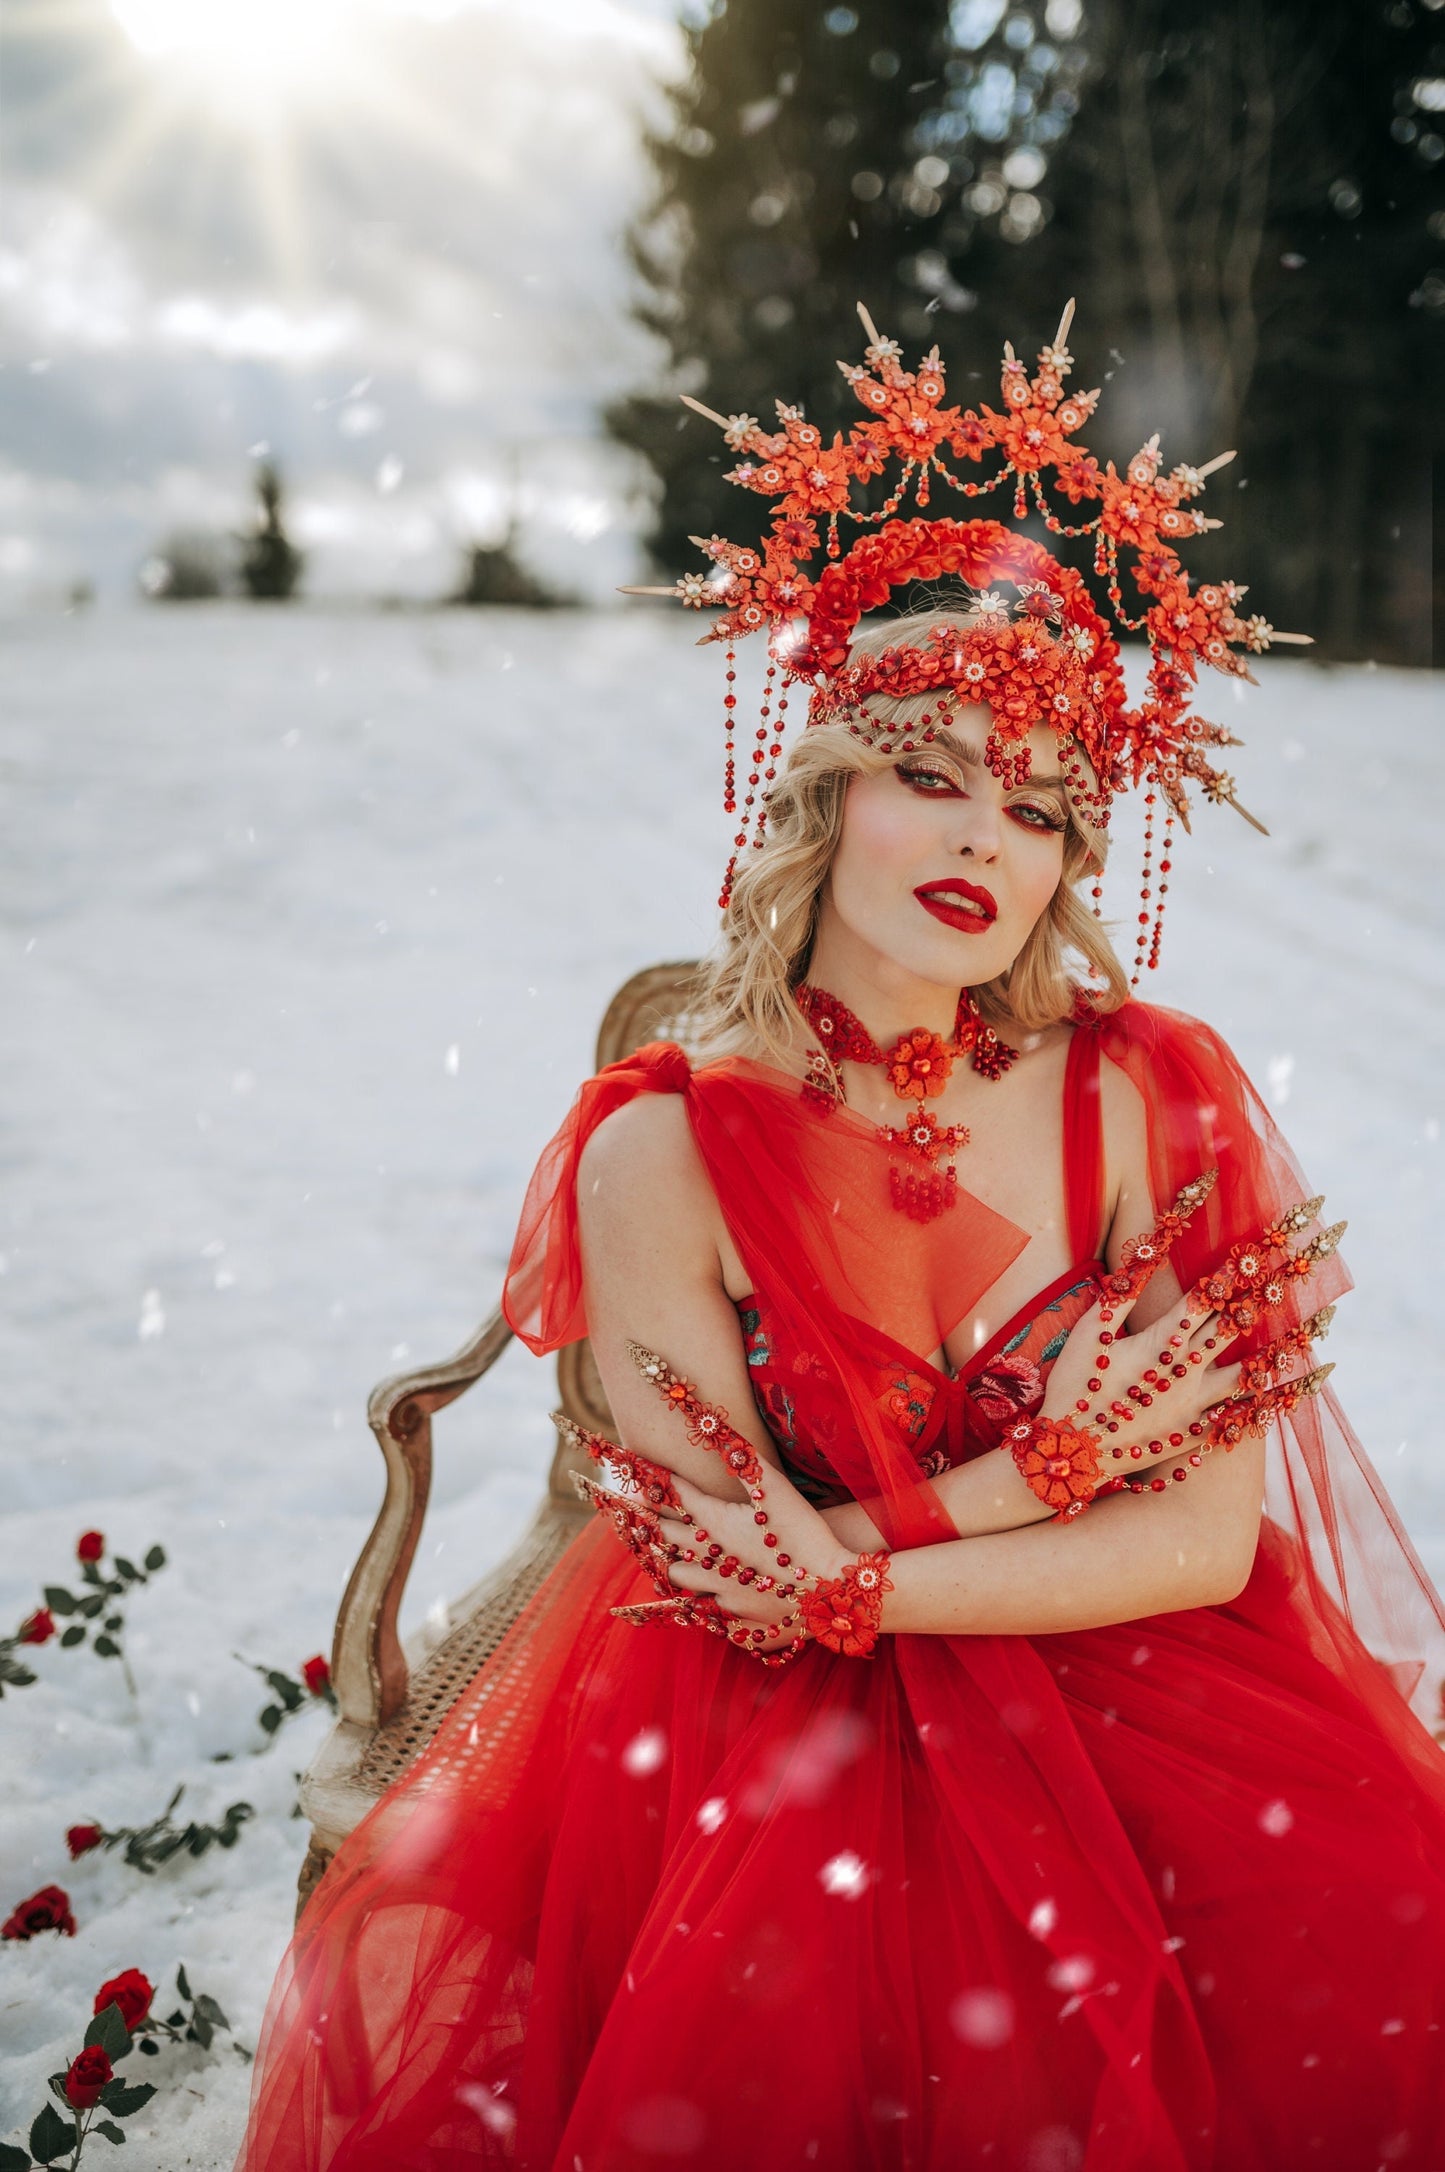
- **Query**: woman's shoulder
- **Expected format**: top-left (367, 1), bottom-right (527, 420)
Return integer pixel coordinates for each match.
top-left (575, 1050), bottom-right (718, 1218)
top-left (1094, 994), bottom-right (1250, 1077)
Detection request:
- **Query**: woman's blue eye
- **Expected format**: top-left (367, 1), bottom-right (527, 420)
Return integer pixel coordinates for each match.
top-left (898, 766), bottom-right (961, 793)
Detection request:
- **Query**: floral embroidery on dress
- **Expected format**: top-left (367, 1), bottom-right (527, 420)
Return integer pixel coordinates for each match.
top-left (967, 1349), bottom-right (1047, 1427)
top-left (739, 1306), bottom-right (773, 1368)
top-left (883, 1368), bottom-right (936, 1442)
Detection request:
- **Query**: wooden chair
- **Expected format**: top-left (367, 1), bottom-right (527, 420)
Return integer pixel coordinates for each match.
top-left (295, 961), bottom-right (700, 1922)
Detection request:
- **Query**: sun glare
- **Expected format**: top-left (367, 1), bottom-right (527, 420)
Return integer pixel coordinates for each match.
top-left (111, 0), bottom-right (353, 108)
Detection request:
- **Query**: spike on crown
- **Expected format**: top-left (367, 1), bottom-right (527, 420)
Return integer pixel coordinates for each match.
top-left (622, 300), bottom-right (1310, 983)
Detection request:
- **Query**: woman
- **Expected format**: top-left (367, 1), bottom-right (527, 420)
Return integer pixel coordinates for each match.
top-left (231, 316), bottom-right (1445, 2170)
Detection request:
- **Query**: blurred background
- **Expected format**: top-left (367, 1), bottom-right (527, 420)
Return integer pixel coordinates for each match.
top-left (2, 0), bottom-right (1442, 645)
top-left (2, 6), bottom-right (1444, 2164)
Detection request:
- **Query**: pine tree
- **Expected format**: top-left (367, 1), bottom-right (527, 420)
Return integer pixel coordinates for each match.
top-left (611, 0), bottom-right (1442, 661)
top-left (240, 460), bottom-right (304, 603)
top-left (607, 0), bottom-right (963, 576)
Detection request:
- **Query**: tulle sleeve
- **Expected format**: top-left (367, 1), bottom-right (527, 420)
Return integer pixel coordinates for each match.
top-left (501, 1039), bottom-right (694, 1353)
top-left (1098, 1000), bottom-right (1445, 1735)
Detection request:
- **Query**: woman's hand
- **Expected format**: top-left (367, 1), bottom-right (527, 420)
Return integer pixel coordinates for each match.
top-left (1040, 1287), bottom-right (1245, 1475)
top-left (655, 1469), bottom-right (852, 1608)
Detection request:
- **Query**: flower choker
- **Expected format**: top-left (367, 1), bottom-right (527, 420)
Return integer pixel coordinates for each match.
top-left (795, 982), bottom-right (1018, 1223)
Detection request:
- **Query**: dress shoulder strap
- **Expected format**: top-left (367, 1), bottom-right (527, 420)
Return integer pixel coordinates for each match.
top-left (1062, 1020), bottom-right (1107, 1263)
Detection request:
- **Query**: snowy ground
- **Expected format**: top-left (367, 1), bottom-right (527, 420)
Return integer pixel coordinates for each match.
top-left (2, 600), bottom-right (1443, 2165)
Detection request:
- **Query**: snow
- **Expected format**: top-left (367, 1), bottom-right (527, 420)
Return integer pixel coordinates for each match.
top-left (2, 600), bottom-right (1442, 2163)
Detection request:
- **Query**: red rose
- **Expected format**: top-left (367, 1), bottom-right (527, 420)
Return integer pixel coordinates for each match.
top-left (2, 1883), bottom-right (78, 1940)
top-left (66, 1824), bottom-right (104, 1859)
top-left (18, 1607), bottom-right (55, 1645)
top-left (77, 1531), bottom-right (105, 1562)
top-left (969, 1350), bottom-right (1046, 1427)
top-left (301, 1654), bottom-right (331, 1697)
top-left (94, 1967), bottom-right (155, 2032)
top-left (64, 2044), bottom-right (113, 2109)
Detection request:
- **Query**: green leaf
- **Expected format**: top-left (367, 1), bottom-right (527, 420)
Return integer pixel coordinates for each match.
top-left (143, 1545), bottom-right (166, 1571)
top-left (102, 1615), bottom-right (124, 1631)
top-left (0, 1652), bottom-right (39, 1687)
top-left (137, 2040), bottom-right (159, 2057)
top-left (42, 1588), bottom-right (76, 1615)
top-left (78, 1594), bottom-right (106, 1619)
top-left (0, 2141), bottom-right (34, 2169)
top-left (94, 2120), bottom-right (126, 2144)
top-left (102, 2086), bottom-right (154, 2117)
top-left (176, 1963), bottom-right (192, 2002)
top-left (46, 2078), bottom-right (70, 2105)
top-left (112, 1558), bottom-right (138, 1582)
top-left (93, 1635), bottom-right (120, 1658)
top-left (86, 2003), bottom-right (133, 2061)
top-left (190, 2016), bottom-right (214, 2051)
top-left (28, 2104), bottom-right (75, 2164)
top-left (259, 1706), bottom-right (282, 1734)
top-left (194, 1993), bottom-right (229, 2027)
top-left (59, 1626), bottom-right (86, 1648)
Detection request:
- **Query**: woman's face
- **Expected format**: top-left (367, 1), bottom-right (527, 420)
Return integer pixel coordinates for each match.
top-left (817, 705), bottom-right (1071, 997)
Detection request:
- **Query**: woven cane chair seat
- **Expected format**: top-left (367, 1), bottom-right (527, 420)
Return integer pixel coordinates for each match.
top-left (294, 964), bottom-right (699, 1920)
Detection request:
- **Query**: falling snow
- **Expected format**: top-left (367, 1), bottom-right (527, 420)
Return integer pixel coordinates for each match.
top-left (1, 605), bottom-right (1442, 2165)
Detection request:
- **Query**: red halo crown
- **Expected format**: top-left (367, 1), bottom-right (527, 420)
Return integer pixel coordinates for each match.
top-left (623, 300), bottom-right (1310, 978)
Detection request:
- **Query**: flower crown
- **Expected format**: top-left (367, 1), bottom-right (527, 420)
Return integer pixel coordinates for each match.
top-left (623, 300), bottom-right (1310, 982)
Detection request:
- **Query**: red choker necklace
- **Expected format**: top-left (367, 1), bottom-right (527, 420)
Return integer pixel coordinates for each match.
top-left (795, 983), bottom-right (1018, 1223)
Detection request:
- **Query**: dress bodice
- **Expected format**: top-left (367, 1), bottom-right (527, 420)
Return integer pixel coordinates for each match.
top-left (735, 1021), bottom-right (1110, 1507)
top-left (735, 1264), bottom-right (1104, 1506)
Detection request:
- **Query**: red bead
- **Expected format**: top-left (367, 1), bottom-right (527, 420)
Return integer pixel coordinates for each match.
top-left (1169, 1432), bottom-right (1183, 1447)
top-left (1150, 1477), bottom-right (1167, 1491)
top-left (1170, 1467), bottom-right (1187, 1481)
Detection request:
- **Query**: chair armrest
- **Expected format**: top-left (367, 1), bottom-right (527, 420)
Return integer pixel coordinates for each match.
top-left (332, 1306), bottom-right (513, 1727)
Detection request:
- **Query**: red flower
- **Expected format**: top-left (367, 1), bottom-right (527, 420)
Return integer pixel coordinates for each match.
top-left (947, 411), bottom-right (993, 461)
top-left (799, 1586), bottom-right (879, 1657)
top-left (1011, 1416), bottom-right (1103, 1514)
top-left (301, 1654), bottom-right (331, 1697)
top-left (64, 2044), bottom-right (113, 2110)
top-left (2, 1883), bottom-right (78, 1940)
top-left (18, 1607), bottom-right (56, 1645)
top-left (969, 1351), bottom-right (1046, 1426)
top-left (1053, 452), bottom-right (1104, 505)
top-left (884, 1028), bottom-right (954, 1102)
top-left (77, 1531), bottom-right (105, 1562)
top-left (94, 1967), bottom-right (155, 2032)
top-left (770, 516), bottom-right (820, 559)
top-left (66, 1824), bottom-right (104, 1859)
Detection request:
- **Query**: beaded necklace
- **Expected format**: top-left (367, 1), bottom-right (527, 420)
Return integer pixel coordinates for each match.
top-left (795, 982), bottom-right (1018, 1224)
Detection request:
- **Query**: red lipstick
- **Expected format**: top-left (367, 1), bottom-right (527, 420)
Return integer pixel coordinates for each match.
top-left (913, 878), bottom-right (998, 935)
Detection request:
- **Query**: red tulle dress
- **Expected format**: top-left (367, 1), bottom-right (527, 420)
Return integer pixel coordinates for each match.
top-left (231, 1001), bottom-right (1445, 2172)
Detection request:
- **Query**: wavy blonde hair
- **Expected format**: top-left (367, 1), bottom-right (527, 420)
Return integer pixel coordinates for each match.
top-left (691, 608), bottom-right (1129, 1063)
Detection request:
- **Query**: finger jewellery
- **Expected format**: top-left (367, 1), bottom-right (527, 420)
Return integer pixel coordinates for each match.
top-left (1004, 1182), bottom-right (1344, 1518)
top-left (570, 1343), bottom-right (897, 1665)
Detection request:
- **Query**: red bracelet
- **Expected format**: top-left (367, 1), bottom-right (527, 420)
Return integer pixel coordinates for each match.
top-left (798, 1552), bottom-right (894, 1657)
top-left (1004, 1413), bottom-right (1105, 1522)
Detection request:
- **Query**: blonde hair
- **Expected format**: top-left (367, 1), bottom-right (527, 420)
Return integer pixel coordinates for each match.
top-left (692, 608), bottom-right (1129, 1064)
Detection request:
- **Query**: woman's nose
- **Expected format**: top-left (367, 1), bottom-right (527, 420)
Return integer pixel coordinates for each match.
top-left (948, 794), bottom-right (1003, 860)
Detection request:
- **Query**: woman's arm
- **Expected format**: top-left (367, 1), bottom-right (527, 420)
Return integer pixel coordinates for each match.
top-left (877, 1432), bottom-right (1265, 1632)
top-left (574, 1093), bottom-right (787, 1504)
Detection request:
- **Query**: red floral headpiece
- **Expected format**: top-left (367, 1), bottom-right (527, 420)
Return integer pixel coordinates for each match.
top-left (623, 300), bottom-right (1310, 982)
